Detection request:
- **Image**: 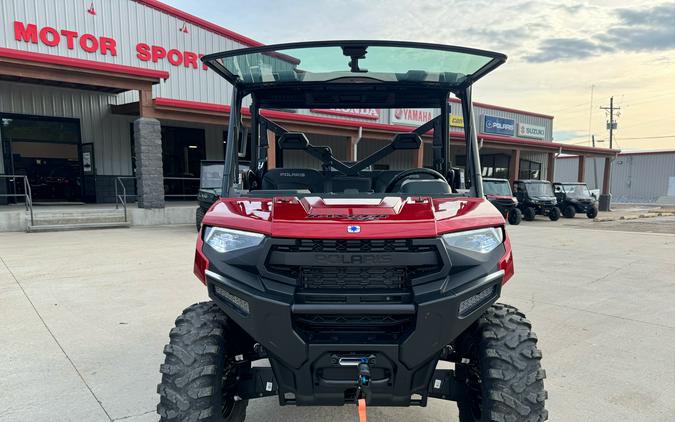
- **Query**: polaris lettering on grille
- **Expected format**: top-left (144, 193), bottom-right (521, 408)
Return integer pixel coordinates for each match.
top-left (314, 254), bottom-right (394, 265)
top-left (306, 215), bottom-right (388, 221)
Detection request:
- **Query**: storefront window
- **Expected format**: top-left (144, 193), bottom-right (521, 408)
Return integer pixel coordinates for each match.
top-left (519, 159), bottom-right (541, 180)
top-left (457, 153), bottom-right (510, 179)
top-left (1, 114), bottom-right (82, 202)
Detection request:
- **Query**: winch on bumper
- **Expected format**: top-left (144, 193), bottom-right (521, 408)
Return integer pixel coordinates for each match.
top-left (201, 236), bottom-right (506, 406)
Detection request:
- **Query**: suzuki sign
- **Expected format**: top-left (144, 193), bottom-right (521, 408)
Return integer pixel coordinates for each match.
top-left (483, 115), bottom-right (515, 136)
top-left (517, 123), bottom-right (546, 140)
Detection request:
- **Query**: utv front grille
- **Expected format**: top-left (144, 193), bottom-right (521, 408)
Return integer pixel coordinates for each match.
top-left (265, 238), bottom-right (444, 290)
top-left (293, 313), bottom-right (415, 342)
top-left (301, 267), bottom-right (406, 290)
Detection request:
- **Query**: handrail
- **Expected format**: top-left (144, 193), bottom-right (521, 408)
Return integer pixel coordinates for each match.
top-left (0, 175), bottom-right (34, 226)
top-left (114, 176), bottom-right (131, 222)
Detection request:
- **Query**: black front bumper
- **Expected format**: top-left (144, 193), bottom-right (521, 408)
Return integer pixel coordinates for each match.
top-left (203, 237), bottom-right (504, 406)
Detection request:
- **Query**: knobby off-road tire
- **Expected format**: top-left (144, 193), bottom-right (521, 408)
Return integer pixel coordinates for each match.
top-left (523, 207), bottom-right (536, 221)
top-left (548, 207), bottom-right (561, 221)
top-left (586, 207), bottom-right (598, 219)
top-left (196, 207), bottom-right (206, 232)
top-left (456, 303), bottom-right (548, 422)
top-left (157, 302), bottom-right (250, 422)
top-left (562, 205), bottom-right (576, 219)
top-left (508, 209), bottom-right (522, 225)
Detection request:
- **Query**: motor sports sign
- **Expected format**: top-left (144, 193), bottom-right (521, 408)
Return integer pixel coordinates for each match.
top-left (310, 109), bottom-right (380, 120)
top-left (390, 108), bottom-right (435, 126)
top-left (482, 115), bottom-right (515, 136)
top-left (517, 123), bottom-right (546, 140)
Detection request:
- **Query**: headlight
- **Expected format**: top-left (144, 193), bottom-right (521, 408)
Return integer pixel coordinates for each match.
top-left (204, 227), bottom-right (264, 253)
top-left (442, 227), bottom-right (503, 254)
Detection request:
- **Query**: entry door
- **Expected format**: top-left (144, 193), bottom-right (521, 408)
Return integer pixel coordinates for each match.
top-left (0, 114), bottom-right (82, 203)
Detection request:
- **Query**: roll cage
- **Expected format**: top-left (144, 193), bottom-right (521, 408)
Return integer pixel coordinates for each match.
top-left (201, 41), bottom-right (507, 198)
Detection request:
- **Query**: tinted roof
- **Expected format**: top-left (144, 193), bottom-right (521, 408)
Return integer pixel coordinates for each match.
top-left (202, 41), bottom-right (506, 89)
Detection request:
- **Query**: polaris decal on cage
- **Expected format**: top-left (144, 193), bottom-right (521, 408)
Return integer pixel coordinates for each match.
top-left (483, 115), bottom-right (515, 136)
top-left (518, 123), bottom-right (546, 139)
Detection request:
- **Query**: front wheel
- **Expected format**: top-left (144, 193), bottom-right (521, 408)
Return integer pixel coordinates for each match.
top-left (157, 302), bottom-right (250, 422)
top-left (508, 208), bottom-right (522, 225)
top-left (563, 205), bottom-right (576, 218)
top-left (523, 207), bottom-right (536, 221)
top-left (548, 206), bottom-right (561, 221)
top-left (196, 207), bottom-right (206, 232)
top-left (586, 207), bottom-right (598, 219)
top-left (456, 304), bottom-right (548, 422)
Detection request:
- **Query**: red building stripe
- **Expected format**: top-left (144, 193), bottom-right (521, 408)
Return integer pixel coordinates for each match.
top-left (0, 47), bottom-right (170, 80)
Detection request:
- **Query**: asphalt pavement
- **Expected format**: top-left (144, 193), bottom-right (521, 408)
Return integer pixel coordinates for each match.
top-left (1, 217), bottom-right (673, 421)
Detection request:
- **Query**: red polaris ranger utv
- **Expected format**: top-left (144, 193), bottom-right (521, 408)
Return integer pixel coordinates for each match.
top-left (157, 41), bottom-right (547, 422)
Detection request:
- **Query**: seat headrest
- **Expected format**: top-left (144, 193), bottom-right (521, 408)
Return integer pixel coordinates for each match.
top-left (391, 133), bottom-right (422, 150)
top-left (400, 179), bottom-right (451, 194)
top-left (278, 132), bottom-right (309, 150)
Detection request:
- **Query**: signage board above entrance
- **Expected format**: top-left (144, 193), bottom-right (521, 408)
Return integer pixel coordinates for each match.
top-left (390, 108), bottom-right (435, 126)
top-left (310, 109), bottom-right (380, 120)
top-left (517, 123), bottom-right (546, 140)
top-left (483, 115), bottom-right (515, 136)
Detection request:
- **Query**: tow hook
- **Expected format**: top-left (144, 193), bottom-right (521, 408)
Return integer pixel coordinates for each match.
top-left (356, 361), bottom-right (371, 422)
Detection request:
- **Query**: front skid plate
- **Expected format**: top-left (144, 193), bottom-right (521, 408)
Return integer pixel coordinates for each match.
top-left (235, 367), bottom-right (467, 405)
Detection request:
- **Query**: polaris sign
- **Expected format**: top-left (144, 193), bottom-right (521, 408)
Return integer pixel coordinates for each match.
top-left (483, 115), bottom-right (515, 136)
top-left (518, 123), bottom-right (546, 140)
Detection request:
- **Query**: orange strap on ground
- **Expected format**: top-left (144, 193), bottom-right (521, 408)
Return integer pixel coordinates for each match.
top-left (358, 398), bottom-right (367, 422)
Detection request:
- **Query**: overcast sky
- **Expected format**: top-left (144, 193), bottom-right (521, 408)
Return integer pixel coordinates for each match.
top-left (164, 0), bottom-right (675, 151)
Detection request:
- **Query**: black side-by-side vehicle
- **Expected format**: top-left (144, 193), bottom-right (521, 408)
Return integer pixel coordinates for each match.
top-left (513, 179), bottom-right (560, 221)
top-left (483, 177), bottom-right (521, 225)
top-left (157, 40), bottom-right (548, 422)
top-left (553, 182), bottom-right (599, 219)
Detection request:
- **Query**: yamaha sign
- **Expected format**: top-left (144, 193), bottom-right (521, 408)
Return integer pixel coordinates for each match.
top-left (517, 123), bottom-right (546, 140)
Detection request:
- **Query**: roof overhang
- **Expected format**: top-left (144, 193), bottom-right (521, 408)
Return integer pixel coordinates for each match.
top-left (0, 48), bottom-right (168, 93)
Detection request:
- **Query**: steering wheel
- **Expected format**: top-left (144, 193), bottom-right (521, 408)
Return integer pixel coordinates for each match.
top-left (384, 168), bottom-right (448, 193)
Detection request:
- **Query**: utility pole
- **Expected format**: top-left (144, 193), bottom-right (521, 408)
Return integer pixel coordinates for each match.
top-left (598, 97), bottom-right (620, 211)
top-left (600, 96), bottom-right (620, 149)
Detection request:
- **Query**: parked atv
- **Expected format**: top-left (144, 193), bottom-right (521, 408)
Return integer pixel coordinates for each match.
top-left (553, 182), bottom-right (599, 219)
top-left (513, 179), bottom-right (560, 221)
top-left (484, 177), bottom-right (521, 225)
top-left (158, 41), bottom-right (547, 422)
top-left (196, 161), bottom-right (224, 231)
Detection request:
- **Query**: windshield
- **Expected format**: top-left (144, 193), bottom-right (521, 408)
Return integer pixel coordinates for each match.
top-left (200, 163), bottom-right (224, 189)
top-left (206, 41), bottom-right (505, 86)
top-left (483, 180), bottom-right (512, 196)
top-left (562, 184), bottom-right (591, 198)
top-left (525, 182), bottom-right (554, 196)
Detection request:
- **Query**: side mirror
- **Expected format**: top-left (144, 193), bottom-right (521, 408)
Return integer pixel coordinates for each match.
top-left (447, 168), bottom-right (463, 191)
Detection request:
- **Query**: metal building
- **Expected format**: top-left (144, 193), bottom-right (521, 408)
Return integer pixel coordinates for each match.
top-left (556, 151), bottom-right (675, 203)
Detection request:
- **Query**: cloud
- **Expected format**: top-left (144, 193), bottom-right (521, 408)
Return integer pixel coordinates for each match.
top-left (596, 3), bottom-right (675, 52)
top-left (525, 2), bottom-right (675, 63)
top-left (525, 38), bottom-right (609, 62)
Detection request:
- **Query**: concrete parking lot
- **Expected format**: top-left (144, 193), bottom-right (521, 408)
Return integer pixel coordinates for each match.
top-left (1, 218), bottom-right (674, 421)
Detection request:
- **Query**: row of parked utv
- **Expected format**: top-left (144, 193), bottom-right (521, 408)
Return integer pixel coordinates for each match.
top-left (484, 178), bottom-right (599, 225)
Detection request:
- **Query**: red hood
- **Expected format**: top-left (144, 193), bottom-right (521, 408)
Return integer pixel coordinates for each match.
top-left (203, 196), bottom-right (504, 239)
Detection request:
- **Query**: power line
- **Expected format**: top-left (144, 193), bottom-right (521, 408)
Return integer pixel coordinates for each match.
top-left (616, 135), bottom-right (675, 140)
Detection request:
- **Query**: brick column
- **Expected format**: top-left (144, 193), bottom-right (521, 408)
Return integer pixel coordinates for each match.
top-left (133, 117), bottom-right (165, 209)
top-left (416, 142), bottom-right (424, 168)
top-left (547, 153), bottom-right (555, 181)
top-left (509, 149), bottom-right (521, 184)
top-left (577, 156), bottom-right (586, 182)
top-left (267, 130), bottom-right (276, 169)
top-left (599, 156), bottom-right (612, 211)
